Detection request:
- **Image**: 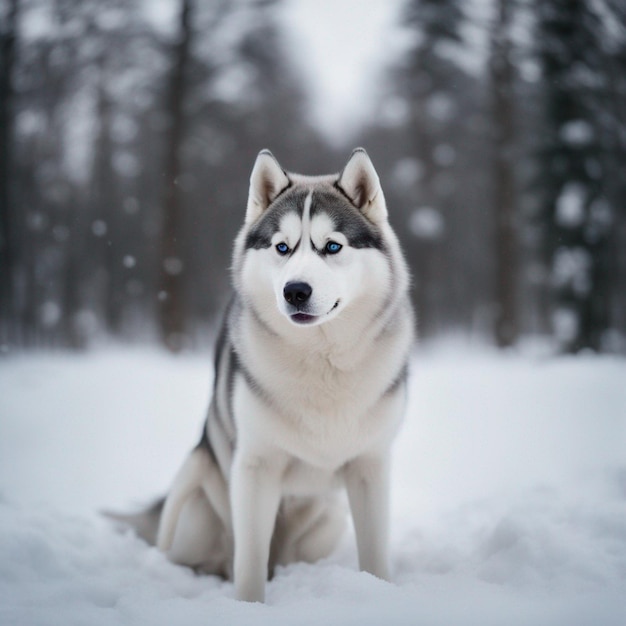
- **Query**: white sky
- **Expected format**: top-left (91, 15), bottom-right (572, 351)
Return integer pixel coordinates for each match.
top-left (280, 0), bottom-right (407, 145)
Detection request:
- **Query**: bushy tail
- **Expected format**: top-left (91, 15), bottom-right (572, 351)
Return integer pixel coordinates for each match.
top-left (103, 498), bottom-right (165, 545)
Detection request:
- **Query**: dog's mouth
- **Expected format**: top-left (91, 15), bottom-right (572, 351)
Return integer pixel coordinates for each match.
top-left (289, 301), bottom-right (340, 325)
top-left (290, 312), bottom-right (316, 324)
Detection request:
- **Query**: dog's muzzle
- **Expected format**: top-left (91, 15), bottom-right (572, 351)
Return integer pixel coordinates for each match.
top-left (283, 281), bottom-right (312, 307)
top-left (282, 282), bottom-right (340, 325)
top-left (283, 281), bottom-right (317, 324)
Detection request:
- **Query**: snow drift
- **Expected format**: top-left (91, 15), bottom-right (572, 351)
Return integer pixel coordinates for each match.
top-left (0, 346), bottom-right (625, 625)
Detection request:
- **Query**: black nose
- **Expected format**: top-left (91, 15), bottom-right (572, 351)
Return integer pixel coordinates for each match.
top-left (283, 281), bottom-right (312, 306)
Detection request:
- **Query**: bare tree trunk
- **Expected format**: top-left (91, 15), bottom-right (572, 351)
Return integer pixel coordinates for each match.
top-left (489, 0), bottom-right (518, 348)
top-left (97, 66), bottom-right (122, 337)
top-left (0, 0), bottom-right (19, 349)
top-left (411, 105), bottom-right (438, 339)
top-left (158, 0), bottom-right (192, 352)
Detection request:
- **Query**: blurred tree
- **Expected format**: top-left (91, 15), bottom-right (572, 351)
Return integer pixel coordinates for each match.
top-left (604, 0), bottom-right (626, 349)
top-left (158, 0), bottom-right (193, 352)
top-left (11, 0), bottom-right (82, 347)
top-left (489, 0), bottom-right (518, 348)
top-left (6, 0), bottom-right (622, 352)
top-left (2, 0), bottom-right (321, 350)
top-left (91, 53), bottom-right (121, 335)
top-left (535, 0), bottom-right (617, 352)
top-left (0, 0), bottom-right (19, 349)
top-left (401, 0), bottom-right (467, 338)
top-left (404, 0), bottom-right (464, 200)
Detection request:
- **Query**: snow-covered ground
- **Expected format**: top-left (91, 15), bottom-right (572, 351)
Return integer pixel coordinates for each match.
top-left (1, 345), bottom-right (625, 625)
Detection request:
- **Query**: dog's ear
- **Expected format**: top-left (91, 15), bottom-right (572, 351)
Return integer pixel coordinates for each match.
top-left (337, 148), bottom-right (387, 223)
top-left (246, 150), bottom-right (290, 224)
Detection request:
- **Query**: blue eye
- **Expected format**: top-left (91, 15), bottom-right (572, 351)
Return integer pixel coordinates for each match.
top-left (325, 241), bottom-right (342, 254)
top-left (276, 242), bottom-right (289, 255)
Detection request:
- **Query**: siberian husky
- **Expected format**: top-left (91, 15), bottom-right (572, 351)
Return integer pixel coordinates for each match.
top-left (115, 148), bottom-right (414, 602)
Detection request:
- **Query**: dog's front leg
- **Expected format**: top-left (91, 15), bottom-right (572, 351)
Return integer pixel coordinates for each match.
top-left (231, 451), bottom-right (282, 602)
top-left (344, 453), bottom-right (391, 581)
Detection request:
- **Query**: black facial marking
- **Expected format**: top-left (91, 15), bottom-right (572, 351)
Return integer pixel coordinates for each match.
top-left (310, 190), bottom-right (385, 251)
top-left (244, 188), bottom-right (309, 250)
top-left (311, 190), bottom-right (385, 251)
top-left (244, 185), bottom-right (386, 252)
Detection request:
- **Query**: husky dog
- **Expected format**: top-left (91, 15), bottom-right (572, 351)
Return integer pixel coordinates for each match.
top-left (117, 148), bottom-right (414, 602)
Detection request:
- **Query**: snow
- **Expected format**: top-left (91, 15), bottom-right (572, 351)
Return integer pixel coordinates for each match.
top-left (409, 207), bottom-right (445, 239)
top-left (1, 346), bottom-right (625, 625)
top-left (140, 0), bottom-right (178, 39)
top-left (560, 120), bottom-right (594, 147)
top-left (112, 151), bottom-right (141, 178)
top-left (392, 158), bottom-right (423, 188)
top-left (91, 220), bottom-right (108, 237)
top-left (552, 246), bottom-right (592, 295)
top-left (555, 183), bottom-right (586, 228)
top-left (552, 308), bottom-right (580, 344)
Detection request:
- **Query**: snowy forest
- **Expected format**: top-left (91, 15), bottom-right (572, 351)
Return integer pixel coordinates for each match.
top-left (1, 3), bottom-right (626, 623)
top-left (1, 0), bottom-right (625, 354)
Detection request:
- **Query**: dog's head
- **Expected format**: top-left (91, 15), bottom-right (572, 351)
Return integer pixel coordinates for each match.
top-left (235, 149), bottom-right (393, 329)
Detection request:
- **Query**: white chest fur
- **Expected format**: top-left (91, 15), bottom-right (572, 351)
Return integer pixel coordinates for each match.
top-left (232, 313), bottom-right (409, 473)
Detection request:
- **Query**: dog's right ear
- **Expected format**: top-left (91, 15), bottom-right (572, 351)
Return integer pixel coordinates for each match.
top-left (246, 150), bottom-right (290, 224)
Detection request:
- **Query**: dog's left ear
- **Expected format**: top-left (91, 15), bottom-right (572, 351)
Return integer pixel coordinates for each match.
top-left (337, 148), bottom-right (387, 224)
top-left (246, 150), bottom-right (290, 224)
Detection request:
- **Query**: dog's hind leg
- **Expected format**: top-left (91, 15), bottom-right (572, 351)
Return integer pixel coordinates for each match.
top-left (157, 448), bottom-right (211, 552)
top-left (166, 488), bottom-right (231, 577)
